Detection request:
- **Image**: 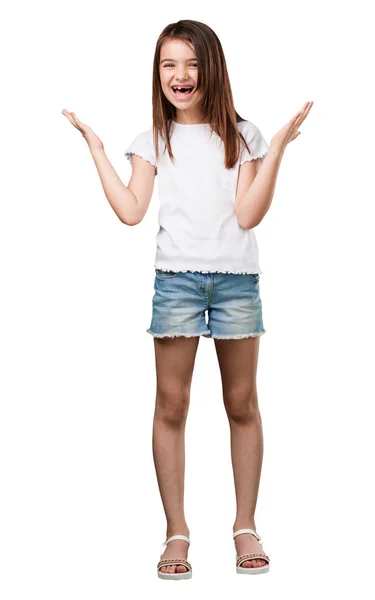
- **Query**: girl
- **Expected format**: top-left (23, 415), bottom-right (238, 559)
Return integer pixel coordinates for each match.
top-left (62, 19), bottom-right (313, 580)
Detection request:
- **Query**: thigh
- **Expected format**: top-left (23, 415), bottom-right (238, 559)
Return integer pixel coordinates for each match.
top-left (154, 336), bottom-right (200, 396)
top-left (214, 336), bottom-right (260, 398)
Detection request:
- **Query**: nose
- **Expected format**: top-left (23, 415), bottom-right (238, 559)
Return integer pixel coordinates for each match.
top-left (176, 68), bottom-right (189, 81)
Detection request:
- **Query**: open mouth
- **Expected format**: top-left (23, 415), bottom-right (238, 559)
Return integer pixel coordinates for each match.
top-left (171, 86), bottom-right (194, 97)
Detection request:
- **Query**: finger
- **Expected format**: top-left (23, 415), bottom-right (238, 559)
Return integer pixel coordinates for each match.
top-left (292, 111), bottom-right (303, 124)
top-left (295, 103), bottom-right (309, 120)
top-left (297, 103), bottom-right (313, 125)
top-left (71, 113), bottom-right (84, 131)
top-left (71, 112), bottom-right (80, 125)
top-left (294, 102), bottom-right (313, 126)
top-left (63, 112), bottom-right (76, 127)
top-left (61, 109), bottom-right (73, 122)
top-left (294, 104), bottom-right (308, 120)
top-left (301, 101), bottom-right (313, 118)
top-left (65, 112), bottom-right (82, 132)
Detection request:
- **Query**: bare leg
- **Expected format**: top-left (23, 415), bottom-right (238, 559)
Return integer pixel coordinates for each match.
top-left (214, 336), bottom-right (267, 569)
top-left (152, 335), bottom-right (200, 574)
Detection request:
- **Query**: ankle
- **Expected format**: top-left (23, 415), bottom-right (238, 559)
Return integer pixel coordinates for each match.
top-left (166, 525), bottom-right (190, 539)
top-left (233, 521), bottom-right (256, 533)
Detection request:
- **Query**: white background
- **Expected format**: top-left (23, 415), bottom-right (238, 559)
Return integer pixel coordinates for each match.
top-left (1, 0), bottom-right (374, 597)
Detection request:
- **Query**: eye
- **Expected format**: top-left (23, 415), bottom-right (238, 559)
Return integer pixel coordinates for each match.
top-left (163, 63), bottom-right (198, 68)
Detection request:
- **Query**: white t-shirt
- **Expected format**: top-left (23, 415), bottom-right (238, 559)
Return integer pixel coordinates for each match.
top-left (124, 119), bottom-right (269, 274)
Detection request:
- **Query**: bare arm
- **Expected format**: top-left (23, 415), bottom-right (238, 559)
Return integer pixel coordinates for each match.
top-left (235, 146), bottom-right (283, 229)
top-left (235, 101), bottom-right (314, 229)
top-left (90, 146), bottom-right (140, 225)
top-left (61, 109), bottom-right (155, 226)
top-left (90, 148), bottom-right (155, 225)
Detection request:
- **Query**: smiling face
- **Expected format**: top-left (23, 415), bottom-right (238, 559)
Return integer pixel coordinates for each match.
top-left (159, 38), bottom-right (206, 123)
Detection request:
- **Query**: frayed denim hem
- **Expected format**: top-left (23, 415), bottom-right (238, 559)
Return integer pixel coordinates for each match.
top-left (146, 329), bottom-right (266, 339)
top-left (146, 329), bottom-right (211, 338)
top-left (210, 330), bottom-right (266, 339)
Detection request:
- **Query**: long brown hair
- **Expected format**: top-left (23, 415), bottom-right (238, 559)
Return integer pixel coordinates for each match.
top-left (152, 19), bottom-right (252, 170)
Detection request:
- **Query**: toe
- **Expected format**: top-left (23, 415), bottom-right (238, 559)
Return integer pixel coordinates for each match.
top-left (242, 559), bottom-right (264, 568)
top-left (242, 560), bottom-right (254, 568)
top-left (254, 559), bottom-right (266, 568)
top-left (176, 565), bottom-right (187, 573)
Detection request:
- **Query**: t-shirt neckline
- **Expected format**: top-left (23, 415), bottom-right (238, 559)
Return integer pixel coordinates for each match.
top-left (172, 119), bottom-right (211, 127)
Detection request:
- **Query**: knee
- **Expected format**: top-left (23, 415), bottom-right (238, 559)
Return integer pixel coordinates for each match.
top-left (224, 387), bottom-right (260, 423)
top-left (155, 385), bottom-right (190, 425)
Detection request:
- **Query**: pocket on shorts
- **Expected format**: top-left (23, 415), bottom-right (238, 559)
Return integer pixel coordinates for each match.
top-left (245, 273), bottom-right (260, 282)
top-left (155, 268), bottom-right (179, 280)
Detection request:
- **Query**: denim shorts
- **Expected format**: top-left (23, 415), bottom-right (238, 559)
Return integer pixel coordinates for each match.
top-left (146, 269), bottom-right (266, 339)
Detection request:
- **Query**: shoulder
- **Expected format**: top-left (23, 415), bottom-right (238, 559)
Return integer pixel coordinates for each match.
top-left (237, 119), bottom-right (261, 138)
top-left (125, 125), bottom-right (156, 167)
top-left (237, 119), bottom-right (269, 164)
top-left (134, 126), bottom-right (164, 150)
top-left (132, 126), bottom-right (154, 143)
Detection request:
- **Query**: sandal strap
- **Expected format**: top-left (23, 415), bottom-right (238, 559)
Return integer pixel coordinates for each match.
top-left (160, 534), bottom-right (191, 559)
top-left (237, 553), bottom-right (270, 567)
top-left (157, 558), bottom-right (192, 571)
top-left (165, 534), bottom-right (190, 545)
top-left (233, 528), bottom-right (261, 542)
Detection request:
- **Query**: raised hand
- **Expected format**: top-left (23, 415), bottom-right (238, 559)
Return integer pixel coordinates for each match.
top-left (270, 101), bottom-right (314, 153)
top-left (61, 109), bottom-right (104, 151)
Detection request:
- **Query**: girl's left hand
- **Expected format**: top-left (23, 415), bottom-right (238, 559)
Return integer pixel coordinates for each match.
top-left (270, 101), bottom-right (314, 153)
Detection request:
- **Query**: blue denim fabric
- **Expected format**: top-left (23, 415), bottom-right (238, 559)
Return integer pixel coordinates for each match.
top-left (147, 270), bottom-right (266, 339)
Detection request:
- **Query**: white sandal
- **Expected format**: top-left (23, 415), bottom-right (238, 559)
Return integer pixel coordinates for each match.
top-left (157, 534), bottom-right (192, 580)
top-left (233, 528), bottom-right (270, 574)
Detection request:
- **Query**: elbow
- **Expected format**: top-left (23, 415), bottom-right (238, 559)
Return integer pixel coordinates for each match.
top-left (240, 220), bottom-right (256, 230)
top-left (118, 190), bottom-right (143, 225)
top-left (235, 211), bottom-right (257, 230)
top-left (119, 212), bottom-right (142, 226)
top-left (120, 217), bottom-right (141, 226)
top-left (248, 218), bottom-right (260, 229)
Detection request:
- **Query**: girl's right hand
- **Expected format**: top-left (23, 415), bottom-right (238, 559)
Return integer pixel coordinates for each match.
top-left (61, 109), bottom-right (104, 151)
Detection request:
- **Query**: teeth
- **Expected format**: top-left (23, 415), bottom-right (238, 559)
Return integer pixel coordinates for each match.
top-left (172, 86), bottom-right (193, 90)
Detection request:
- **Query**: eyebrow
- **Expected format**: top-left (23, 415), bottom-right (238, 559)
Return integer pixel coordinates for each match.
top-left (160, 58), bottom-right (197, 63)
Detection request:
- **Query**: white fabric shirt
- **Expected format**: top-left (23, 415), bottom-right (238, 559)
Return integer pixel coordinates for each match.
top-left (124, 119), bottom-right (269, 274)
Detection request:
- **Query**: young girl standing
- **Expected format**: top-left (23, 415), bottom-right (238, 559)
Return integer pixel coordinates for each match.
top-left (62, 19), bottom-right (313, 580)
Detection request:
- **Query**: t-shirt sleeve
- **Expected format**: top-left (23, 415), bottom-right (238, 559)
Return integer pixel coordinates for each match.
top-left (124, 128), bottom-right (157, 174)
top-left (239, 121), bottom-right (269, 165)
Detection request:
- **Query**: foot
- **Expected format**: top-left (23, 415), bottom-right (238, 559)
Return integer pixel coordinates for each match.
top-left (159, 536), bottom-right (190, 575)
top-left (233, 527), bottom-right (268, 569)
